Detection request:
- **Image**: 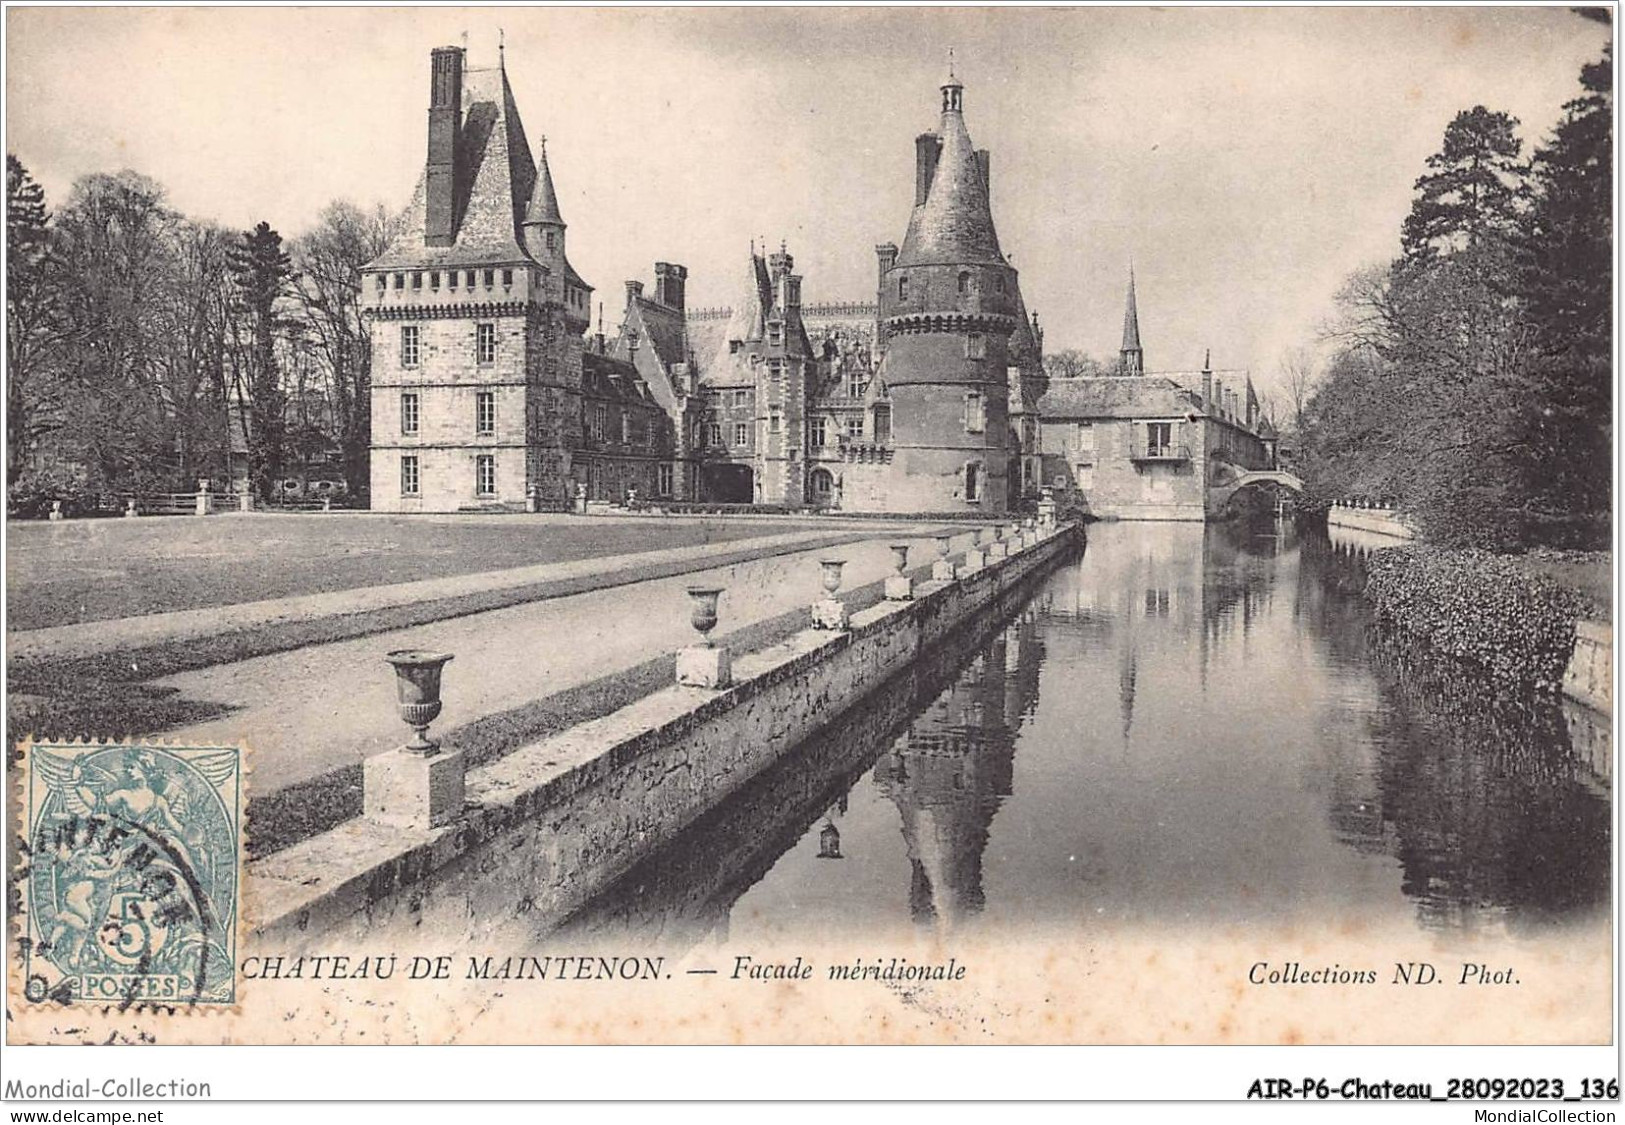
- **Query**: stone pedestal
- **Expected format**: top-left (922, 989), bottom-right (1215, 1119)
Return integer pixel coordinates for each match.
top-left (811, 598), bottom-right (849, 630)
top-left (195, 492), bottom-right (211, 517)
top-left (48, 502), bottom-right (63, 522)
top-left (238, 492), bottom-right (252, 513)
top-left (957, 549), bottom-right (985, 578)
top-left (365, 746), bottom-right (466, 830)
top-left (987, 541), bottom-right (1008, 560)
top-left (677, 644), bottom-right (732, 689)
top-left (885, 575), bottom-right (913, 601)
top-left (931, 559), bottom-right (956, 582)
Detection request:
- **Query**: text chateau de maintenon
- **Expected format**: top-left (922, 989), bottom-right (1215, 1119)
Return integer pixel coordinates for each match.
top-left (362, 46), bottom-right (1277, 519)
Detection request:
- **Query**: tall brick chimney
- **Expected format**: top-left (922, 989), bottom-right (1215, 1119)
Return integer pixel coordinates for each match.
top-left (625, 279), bottom-right (644, 308)
top-left (653, 262), bottom-right (687, 311)
top-left (875, 243), bottom-right (898, 287)
top-left (914, 133), bottom-right (942, 207)
top-left (425, 46), bottom-right (464, 247)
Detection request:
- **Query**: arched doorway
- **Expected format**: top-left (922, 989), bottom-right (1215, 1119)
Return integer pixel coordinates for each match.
top-left (809, 468), bottom-right (836, 507)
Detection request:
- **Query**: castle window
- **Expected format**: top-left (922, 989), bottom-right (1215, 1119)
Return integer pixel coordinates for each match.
top-left (810, 417), bottom-right (828, 449)
top-left (400, 455), bottom-right (420, 497)
top-left (872, 404), bottom-right (892, 443)
top-left (483, 269), bottom-right (495, 288)
top-left (734, 422), bottom-right (749, 447)
top-left (465, 270), bottom-right (476, 289)
top-left (1076, 422), bottom-right (1095, 453)
top-left (733, 389), bottom-right (749, 409)
top-left (996, 275), bottom-right (1006, 293)
top-left (393, 273), bottom-right (405, 290)
top-left (966, 333), bottom-right (986, 359)
top-left (730, 340), bottom-right (741, 355)
top-left (501, 268), bottom-right (514, 288)
top-left (898, 276), bottom-right (910, 301)
top-left (476, 391), bottom-right (496, 436)
top-left (447, 271), bottom-right (458, 290)
top-left (769, 412), bottom-right (780, 435)
top-left (769, 321), bottom-right (783, 347)
top-left (964, 462), bottom-right (981, 503)
top-left (430, 271), bottom-right (440, 290)
top-left (707, 423), bottom-right (723, 446)
top-left (477, 323), bottom-right (496, 365)
top-left (845, 416), bottom-right (864, 440)
top-left (374, 273), bottom-right (386, 291)
top-left (957, 271), bottom-right (971, 295)
top-left (545, 231), bottom-right (556, 251)
top-left (400, 392), bottom-right (420, 436)
top-left (964, 391), bottom-right (985, 433)
top-left (476, 455), bottom-right (496, 497)
top-left (411, 272), bottom-right (423, 290)
top-left (400, 326), bottom-right (420, 368)
top-left (592, 405), bottom-right (607, 443)
top-left (621, 410), bottom-right (631, 444)
top-left (847, 371), bottom-right (865, 398)
top-left (657, 463), bottom-right (674, 496)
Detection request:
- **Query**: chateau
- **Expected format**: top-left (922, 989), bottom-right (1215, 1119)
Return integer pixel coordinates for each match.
top-left (362, 45), bottom-right (1264, 519)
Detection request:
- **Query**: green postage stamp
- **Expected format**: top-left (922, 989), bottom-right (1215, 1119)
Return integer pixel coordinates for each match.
top-left (16, 741), bottom-right (244, 1009)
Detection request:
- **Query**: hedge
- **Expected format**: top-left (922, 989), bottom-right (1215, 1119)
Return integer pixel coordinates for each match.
top-left (1364, 546), bottom-right (1588, 691)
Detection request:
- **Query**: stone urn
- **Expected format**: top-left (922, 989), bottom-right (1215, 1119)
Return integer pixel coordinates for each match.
top-left (384, 650), bottom-right (455, 754)
top-left (890, 544), bottom-right (910, 574)
top-left (817, 821), bottom-right (843, 860)
top-left (819, 559), bottom-right (846, 596)
top-left (685, 586), bottom-right (723, 646)
top-left (992, 525), bottom-right (1005, 541)
top-left (935, 534), bottom-right (953, 559)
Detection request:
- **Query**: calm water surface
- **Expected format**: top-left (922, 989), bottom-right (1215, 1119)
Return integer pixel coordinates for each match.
top-left (562, 520), bottom-right (1611, 948)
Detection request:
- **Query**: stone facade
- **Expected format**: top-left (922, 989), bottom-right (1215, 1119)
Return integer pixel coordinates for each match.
top-left (1038, 358), bottom-right (1272, 521)
top-left (600, 65), bottom-right (1043, 513)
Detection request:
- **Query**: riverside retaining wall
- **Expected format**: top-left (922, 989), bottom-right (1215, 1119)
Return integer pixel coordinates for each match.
top-left (1326, 504), bottom-right (1415, 540)
top-left (251, 524), bottom-right (1082, 947)
top-left (1563, 619), bottom-right (1612, 716)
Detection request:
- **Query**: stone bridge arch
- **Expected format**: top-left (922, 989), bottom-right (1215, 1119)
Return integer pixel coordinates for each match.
top-left (1210, 469), bottom-right (1306, 508)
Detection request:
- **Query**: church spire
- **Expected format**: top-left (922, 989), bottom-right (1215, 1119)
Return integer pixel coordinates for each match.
top-left (1119, 267), bottom-right (1144, 376)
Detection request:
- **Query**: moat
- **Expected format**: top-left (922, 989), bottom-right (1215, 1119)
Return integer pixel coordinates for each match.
top-left (559, 519), bottom-right (1612, 948)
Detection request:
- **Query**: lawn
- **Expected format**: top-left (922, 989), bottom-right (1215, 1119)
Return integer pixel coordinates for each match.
top-left (6, 512), bottom-right (819, 630)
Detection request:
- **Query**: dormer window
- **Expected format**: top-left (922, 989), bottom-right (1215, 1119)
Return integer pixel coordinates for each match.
top-left (483, 269), bottom-right (495, 288)
top-left (769, 321), bottom-right (783, 347)
top-left (466, 270), bottom-right (476, 289)
top-left (393, 273), bottom-right (405, 290)
top-left (730, 340), bottom-right (741, 355)
top-left (501, 268), bottom-right (514, 287)
top-left (374, 273), bottom-right (386, 291)
top-left (430, 271), bottom-right (441, 290)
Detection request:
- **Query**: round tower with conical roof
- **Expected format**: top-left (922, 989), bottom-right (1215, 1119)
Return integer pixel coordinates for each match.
top-left (873, 59), bottom-right (1020, 513)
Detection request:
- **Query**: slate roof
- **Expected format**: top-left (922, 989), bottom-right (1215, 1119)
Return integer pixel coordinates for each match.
top-left (582, 351), bottom-right (657, 404)
top-left (630, 297), bottom-right (689, 369)
top-left (369, 63), bottom-right (585, 290)
top-left (896, 85), bottom-right (1005, 269)
top-left (1037, 376), bottom-right (1204, 420)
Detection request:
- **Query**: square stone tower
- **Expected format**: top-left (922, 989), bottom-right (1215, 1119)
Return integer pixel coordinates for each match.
top-left (363, 46), bottom-right (591, 512)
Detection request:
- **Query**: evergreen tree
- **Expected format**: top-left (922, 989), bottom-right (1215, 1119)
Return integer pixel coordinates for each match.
top-left (6, 155), bottom-right (63, 482)
top-left (1513, 39), bottom-right (1613, 541)
top-left (228, 221), bottom-right (292, 501)
top-left (1400, 106), bottom-right (1525, 261)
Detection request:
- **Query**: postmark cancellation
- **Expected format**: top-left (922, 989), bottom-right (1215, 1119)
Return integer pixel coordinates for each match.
top-left (13, 740), bottom-right (244, 1010)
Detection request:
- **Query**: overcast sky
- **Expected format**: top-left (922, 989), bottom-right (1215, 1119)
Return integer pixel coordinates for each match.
top-left (6, 6), bottom-right (1610, 407)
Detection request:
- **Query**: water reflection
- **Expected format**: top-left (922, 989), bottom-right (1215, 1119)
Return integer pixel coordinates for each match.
top-left (555, 519), bottom-right (1609, 949)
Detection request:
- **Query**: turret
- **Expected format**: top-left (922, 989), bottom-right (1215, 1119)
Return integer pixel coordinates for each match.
top-left (522, 137), bottom-right (566, 268)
